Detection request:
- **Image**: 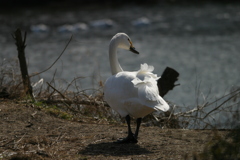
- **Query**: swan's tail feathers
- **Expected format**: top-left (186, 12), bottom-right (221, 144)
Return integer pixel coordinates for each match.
top-left (140, 63), bottom-right (154, 72)
top-left (137, 63), bottom-right (160, 80)
top-left (132, 76), bottom-right (170, 112)
top-left (153, 97), bottom-right (170, 112)
top-left (157, 67), bottom-right (180, 97)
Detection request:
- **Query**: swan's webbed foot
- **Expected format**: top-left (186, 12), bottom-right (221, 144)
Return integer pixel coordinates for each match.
top-left (114, 134), bottom-right (138, 144)
top-left (113, 115), bottom-right (141, 144)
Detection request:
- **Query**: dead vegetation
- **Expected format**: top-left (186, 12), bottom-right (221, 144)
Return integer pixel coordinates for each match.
top-left (1, 101), bottom-right (236, 160)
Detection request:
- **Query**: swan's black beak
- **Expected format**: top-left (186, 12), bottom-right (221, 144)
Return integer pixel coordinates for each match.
top-left (130, 46), bottom-right (139, 54)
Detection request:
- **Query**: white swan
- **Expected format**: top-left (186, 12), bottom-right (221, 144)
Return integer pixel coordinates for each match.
top-left (104, 33), bottom-right (169, 143)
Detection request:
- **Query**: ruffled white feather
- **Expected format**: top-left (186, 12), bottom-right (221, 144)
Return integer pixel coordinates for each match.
top-left (132, 63), bottom-right (160, 102)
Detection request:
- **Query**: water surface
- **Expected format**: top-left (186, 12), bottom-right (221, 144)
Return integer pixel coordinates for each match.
top-left (1, 2), bottom-right (239, 108)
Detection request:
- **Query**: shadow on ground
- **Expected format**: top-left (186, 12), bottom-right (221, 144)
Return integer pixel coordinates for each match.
top-left (79, 142), bottom-right (153, 156)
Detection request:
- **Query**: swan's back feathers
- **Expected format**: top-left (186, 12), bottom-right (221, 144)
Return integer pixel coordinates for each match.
top-left (132, 76), bottom-right (160, 102)
top-left (132, 63), bottom-right (169, 112)
top-left (132, 63), bottom-right (160, 102)
top-left (104, 63), bottom-right (169, 118)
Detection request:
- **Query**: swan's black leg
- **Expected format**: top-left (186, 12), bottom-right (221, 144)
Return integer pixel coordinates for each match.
top-left (134, 118), bottom-right (142, 139)
top-left (114, 115), bottom-right (138, 143)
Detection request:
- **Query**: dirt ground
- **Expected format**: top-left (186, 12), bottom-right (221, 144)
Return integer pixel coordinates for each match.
top-left (0, 100), bottom-right (228, 160)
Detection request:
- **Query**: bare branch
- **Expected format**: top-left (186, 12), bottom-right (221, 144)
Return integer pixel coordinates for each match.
top-left (202, 93), bottom-right (239, 120)
top-left (30, 35), bottom-right (73, 77)
top-left (46, 82), bottom-right (71, 101)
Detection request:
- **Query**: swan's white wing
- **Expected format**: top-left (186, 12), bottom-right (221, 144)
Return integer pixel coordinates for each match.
top-left (132, 64), bottom-right (170, 112)
top-left (132, 77), bottom-right (158, 101)
top-left (132, 76), bottom-right (169, 112)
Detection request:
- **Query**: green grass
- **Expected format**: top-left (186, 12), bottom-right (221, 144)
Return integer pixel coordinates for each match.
top-left (43, 105), bottom-right (73, 120)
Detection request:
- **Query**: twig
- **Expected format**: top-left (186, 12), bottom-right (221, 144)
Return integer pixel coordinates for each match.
top-left (46, 82), bottom-right (70, 101)
top-left (64, 76), bottom-right (85, 92)
top-left (202, 93), bottom-right (239, 120)
top-left (46, 69), bottom-right (58, 100)
top-left (46, 82), bottom-right (79, 112)
top-left (168, 105), bottom-right (176, 120)
top-left (0, 139), bottom-right (15, 147)
top-left (30, 35), bottom-right (73, 77)
top-left (174, 88), bottom-right (240, 118)
top-left (50, 132), bottom-right (66, 146)
top-left (14, 133), bottom-right (26, 149)
top-left (174, 102), bottom-right (208, 117)
top-left (205, 88), bottom-right (240, 108)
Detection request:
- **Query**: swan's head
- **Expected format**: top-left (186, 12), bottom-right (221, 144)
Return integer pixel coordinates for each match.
top-left (110, 33), bottom-right (139, 54)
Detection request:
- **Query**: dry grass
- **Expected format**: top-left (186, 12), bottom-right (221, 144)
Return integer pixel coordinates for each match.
top-left (1, 56), bottom-right (240, 129)
top-left (0, 58), bottom-right (24, 99)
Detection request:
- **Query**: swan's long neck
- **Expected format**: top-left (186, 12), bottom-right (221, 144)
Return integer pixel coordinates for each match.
top-left (109, 41), bottom-right (123, 75)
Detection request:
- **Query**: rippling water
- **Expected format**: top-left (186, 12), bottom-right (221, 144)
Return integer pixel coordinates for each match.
top-left (1, 2), bottom-right (240, 108)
